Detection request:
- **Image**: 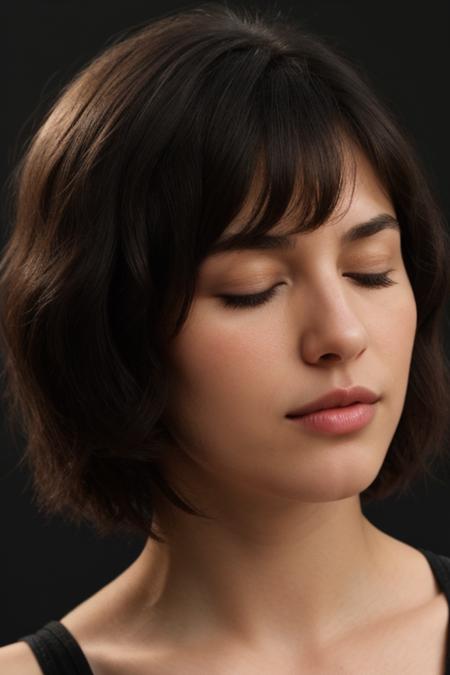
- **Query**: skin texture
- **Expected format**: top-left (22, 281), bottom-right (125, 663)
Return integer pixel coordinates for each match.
top-left (123, 145), bottom-right (420, 656)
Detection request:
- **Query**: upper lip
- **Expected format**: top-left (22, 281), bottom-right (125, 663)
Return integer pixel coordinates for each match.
top-left (286, 386), bottom-right (380, 417)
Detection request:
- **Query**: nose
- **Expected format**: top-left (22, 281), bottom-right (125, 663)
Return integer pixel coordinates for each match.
top-left (299, 281), bottom-right (368, 365)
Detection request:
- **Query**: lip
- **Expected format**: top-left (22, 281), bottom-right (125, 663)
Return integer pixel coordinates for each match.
top-left (286, 386), bottom-right (380, 418)
top-left (287, 402), bottom-right (377, 435)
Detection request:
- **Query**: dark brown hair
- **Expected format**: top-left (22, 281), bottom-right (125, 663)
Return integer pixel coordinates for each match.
top-left (1, 2), bottom-right (449, 543)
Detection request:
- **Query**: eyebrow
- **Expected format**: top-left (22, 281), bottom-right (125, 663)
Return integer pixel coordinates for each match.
top-left (209, 213), bottom-right (400, 255)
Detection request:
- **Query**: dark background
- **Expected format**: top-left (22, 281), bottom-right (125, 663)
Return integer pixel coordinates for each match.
top-left (1, 0), bottom-right (449, 645)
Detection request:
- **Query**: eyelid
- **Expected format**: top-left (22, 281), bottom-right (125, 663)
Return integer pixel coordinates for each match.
top-left (218, 266), bottom-right (393, 295)
top-left (218, 270), bottom-right (397, 309)
top-left (215, 251), bottom-right (395, 284)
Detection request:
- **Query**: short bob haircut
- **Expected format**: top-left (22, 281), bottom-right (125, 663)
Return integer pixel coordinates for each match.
top-left (1, 2), bottom-right (449, 543)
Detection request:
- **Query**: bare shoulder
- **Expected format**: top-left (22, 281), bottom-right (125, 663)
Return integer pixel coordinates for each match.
top-left (0, 641), bottom-right (42, 675)
top-left (58, 557), bottom-right (165, 674)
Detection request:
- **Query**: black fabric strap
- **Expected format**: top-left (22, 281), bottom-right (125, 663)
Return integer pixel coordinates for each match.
top-left (18, 620), bottom-right (94, 675)
top-left (418, 548), bottom-right (450, 675)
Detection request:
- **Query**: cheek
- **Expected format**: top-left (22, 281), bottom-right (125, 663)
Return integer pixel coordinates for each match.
top-left (163, 309), bottom-right (282, 479)
top-left (373, 284), bottom-right (417, 427)
top-left (374, 283), bottom-right (417, 363)
top-left (166, 307), bottom-right (279, 418)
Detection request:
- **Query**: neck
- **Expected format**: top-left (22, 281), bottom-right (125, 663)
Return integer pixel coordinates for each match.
top-left (134, 490), bottom-right (398, 653)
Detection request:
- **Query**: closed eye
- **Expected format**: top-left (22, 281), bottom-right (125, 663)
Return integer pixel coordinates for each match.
top-left (218, 271), bottom-right (397, 309)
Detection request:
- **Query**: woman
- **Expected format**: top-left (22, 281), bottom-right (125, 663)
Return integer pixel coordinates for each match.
top-left (1, 3), bottom-right (450, 673)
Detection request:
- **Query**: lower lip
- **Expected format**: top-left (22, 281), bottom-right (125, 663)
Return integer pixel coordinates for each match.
top-left (287, 402), bottom-right (377, 435)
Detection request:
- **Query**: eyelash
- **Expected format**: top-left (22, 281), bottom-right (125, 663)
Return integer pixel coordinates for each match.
top-left (219, 271), bottom-right (397, 310)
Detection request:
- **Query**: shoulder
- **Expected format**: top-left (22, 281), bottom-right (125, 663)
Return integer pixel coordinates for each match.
top-left (0, 641), bottom-right (42, 675)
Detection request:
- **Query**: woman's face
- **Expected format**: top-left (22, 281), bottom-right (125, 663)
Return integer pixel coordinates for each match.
top-left (161, 150), bottom-right (417, 508)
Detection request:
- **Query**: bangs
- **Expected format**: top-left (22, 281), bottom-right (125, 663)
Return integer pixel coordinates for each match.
top-left (196, 55), bottom-right (360, 260)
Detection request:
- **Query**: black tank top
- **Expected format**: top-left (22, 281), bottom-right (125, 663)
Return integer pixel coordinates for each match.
top-left (17, 547), bottom-right (450, 675)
